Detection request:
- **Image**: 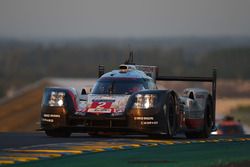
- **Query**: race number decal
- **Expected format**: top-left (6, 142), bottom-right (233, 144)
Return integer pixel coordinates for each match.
top-left (87, 101), bottom-right (114, 113)
top-left (90, 102), bottom-right (112, 109)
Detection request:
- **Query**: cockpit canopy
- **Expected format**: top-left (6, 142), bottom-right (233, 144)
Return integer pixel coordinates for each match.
top-left (91, 77), bottom-right (156, 95)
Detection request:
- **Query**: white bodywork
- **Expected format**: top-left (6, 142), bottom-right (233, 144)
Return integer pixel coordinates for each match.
top-left (77, 94), bottom-right (130, 116)
top-left (77, 64), bottom-right (211, 125)
top-left (180, 88), bottom-right (210, 119)
top-left (86, 94), bottom-right (130, 113)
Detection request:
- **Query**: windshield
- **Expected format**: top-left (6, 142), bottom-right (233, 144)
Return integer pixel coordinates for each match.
top-left (92, 78), bottom-right (145, 95)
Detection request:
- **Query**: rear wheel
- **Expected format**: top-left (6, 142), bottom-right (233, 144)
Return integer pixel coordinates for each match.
top-left (185, 98), bottom-right (212, 139)
top-left (45, 129), bottom-right (71, 138)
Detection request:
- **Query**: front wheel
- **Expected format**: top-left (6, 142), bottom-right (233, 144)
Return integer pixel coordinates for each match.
top-left (45, 129), bottom-right (71, 138)
top-left (163, 93), bottom-right (177, 138)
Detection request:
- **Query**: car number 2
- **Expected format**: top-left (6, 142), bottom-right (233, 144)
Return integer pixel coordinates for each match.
top-left (90, 102), bottom-right (112, 109)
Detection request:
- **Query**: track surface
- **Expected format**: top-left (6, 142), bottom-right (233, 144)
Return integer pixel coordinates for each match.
top-left (0, 132), bottom-right (250, 166)
top-left (0, 132), bottom-right (95, 149)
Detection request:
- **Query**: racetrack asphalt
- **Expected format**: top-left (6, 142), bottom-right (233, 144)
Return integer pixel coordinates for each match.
top-left (0, 132), bottom-right (250, 167)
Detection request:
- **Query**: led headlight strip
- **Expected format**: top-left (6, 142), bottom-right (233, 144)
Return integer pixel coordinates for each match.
top-left (48, 91), bottom-right (65, 107)
top-left (133, 94), bottom-right (157, 109)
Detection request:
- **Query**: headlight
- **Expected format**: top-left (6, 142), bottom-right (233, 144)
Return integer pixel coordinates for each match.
top-left (48, 91), bottom-right (65, 107)
top-left (133, 94), bottom-right (157, 109)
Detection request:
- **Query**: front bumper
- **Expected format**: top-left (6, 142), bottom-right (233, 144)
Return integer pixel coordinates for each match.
top-left (41, 106), bottom-right (165, 134)
top-left (73, 108), bottom-right (164, 134)
top-left (41, 106), bottom-right (68, 130)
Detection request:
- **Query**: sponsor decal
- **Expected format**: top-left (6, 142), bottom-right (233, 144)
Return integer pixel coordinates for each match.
top-left (43, 114), bottom-right (60, 118)
top-left (87, 108), bottom-right (114, 113)
top-left (141, 121), bottom-right (158, 125)
top-left (86, 95), bottom-right (130, 114)
top-left (87, 101), bottom-right (115, 113)
top-left (41, 118), bottom-right (54, 123)
top-left (134, 116), bottom-right (158, 125)
top-left (90, 101), bottom-right (112, 109)
top-left (134, 117), bottom-right (154, 121)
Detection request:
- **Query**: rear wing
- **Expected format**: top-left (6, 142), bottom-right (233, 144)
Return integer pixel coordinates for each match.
top-left (135, 65), bottom-right (158, 81)
top-left (157, 69), bottom-right (217, 130)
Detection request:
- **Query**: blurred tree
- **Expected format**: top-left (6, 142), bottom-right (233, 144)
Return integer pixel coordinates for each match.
top-left (0, 40), bottom-right (250, 98)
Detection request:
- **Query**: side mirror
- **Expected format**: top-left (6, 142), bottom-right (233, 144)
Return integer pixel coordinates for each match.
top-left (81, 89), bottom-right (87, 95)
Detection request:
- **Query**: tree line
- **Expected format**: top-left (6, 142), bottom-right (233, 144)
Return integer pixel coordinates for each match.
top-left (0, 39), bottom-right (249, 98)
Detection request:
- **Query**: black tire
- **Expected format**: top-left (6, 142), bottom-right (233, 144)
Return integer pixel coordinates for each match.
top-left (45, 129), bottom-right (71, 138)
top-left (185, 98), bottom-right (213, 139)
top-left (163, 93), bottom-right (177, 138)
top-left (201, 98), bottom-right (213, 138)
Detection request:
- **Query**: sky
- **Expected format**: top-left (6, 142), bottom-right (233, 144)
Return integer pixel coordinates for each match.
top-left (0, 0), bottom-right (250, 39)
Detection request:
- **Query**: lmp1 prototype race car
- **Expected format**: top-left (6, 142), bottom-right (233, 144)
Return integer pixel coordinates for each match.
top-left (40, 54), bottom-right (217, 139)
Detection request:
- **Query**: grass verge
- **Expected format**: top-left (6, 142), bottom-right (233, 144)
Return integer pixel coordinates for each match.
top-left (230, 106), bottom-right (250, 127)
